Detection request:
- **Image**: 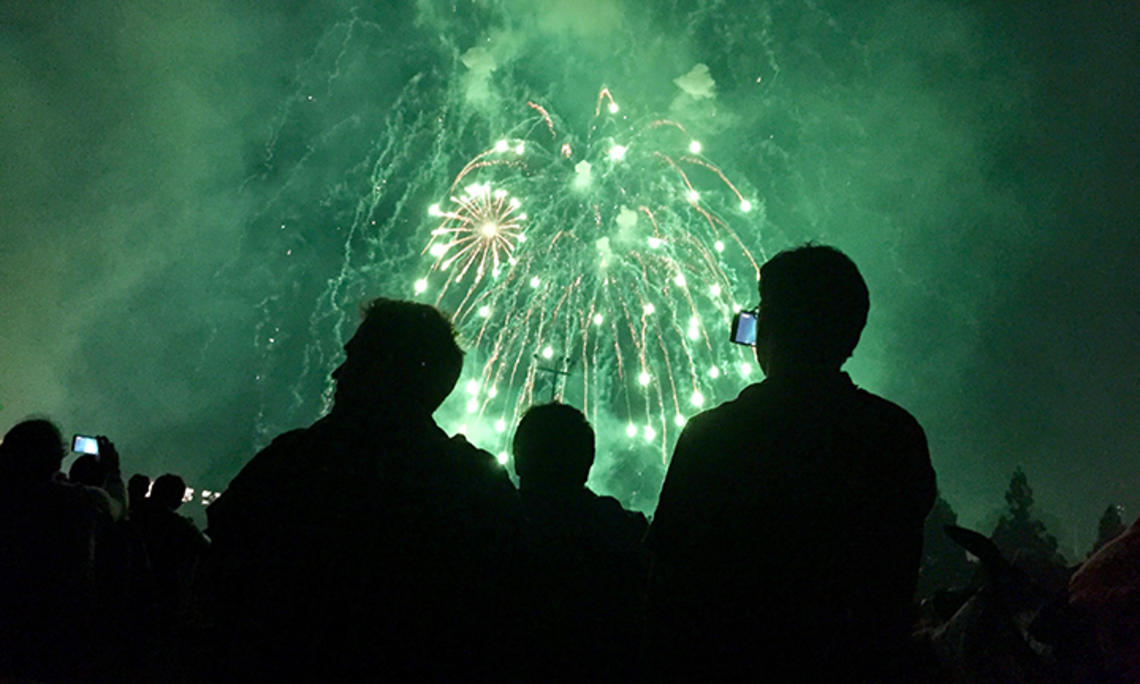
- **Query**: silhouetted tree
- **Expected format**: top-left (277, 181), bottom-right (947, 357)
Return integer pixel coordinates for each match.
top-left (917, 494), bottom-right (976, 598)
top-left (991, 466), bottom-right (1066, 572)
top-left (1090, 504), bottom-right (1125, 556)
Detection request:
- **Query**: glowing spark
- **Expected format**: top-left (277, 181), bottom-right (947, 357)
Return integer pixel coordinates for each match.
top-left (423, 182), bottom-right (524, 296)
top-left (608, 144), bottom-right (628, 161)
top-left (414, 278), bottom-right (428, 294)
top-left (689, 140), bottom-right (702, 154)
top-left (626, 423), bottom-right (638, 437)
top-left (638, 371), bottom-right (651, 386)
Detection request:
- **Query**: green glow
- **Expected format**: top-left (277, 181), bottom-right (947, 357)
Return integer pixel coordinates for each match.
top-left (410, 86), bottom-right (760, 482)
top-left (465, 380), bottom-right (479, 395)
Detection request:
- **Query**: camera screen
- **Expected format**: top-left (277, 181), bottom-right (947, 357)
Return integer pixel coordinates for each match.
top-left (731, 311), bottom-right (758, 346)
top-left (72, 435), bottom-right (99, 456)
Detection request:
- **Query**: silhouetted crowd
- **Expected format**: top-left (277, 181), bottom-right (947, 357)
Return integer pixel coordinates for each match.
top-left (1, 246), bottom-right (1136, 682)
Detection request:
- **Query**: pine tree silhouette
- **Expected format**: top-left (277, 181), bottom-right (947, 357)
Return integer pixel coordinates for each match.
top-left (991, 466), bottom-right (1065, 567)
top-left (1090, 504), bottom-right (1125, 556)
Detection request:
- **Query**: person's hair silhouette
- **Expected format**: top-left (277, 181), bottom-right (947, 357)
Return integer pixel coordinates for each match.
top-left (331, 298), bottom-right (464, 415)
top-left (755, 244), bottom-right (869, 372)
top-left (151, 474), bottom-right (186, 512)
top-left (512, 403), bottom-right (595, 491)
top-left (0, 418), bottom-right (65, 483)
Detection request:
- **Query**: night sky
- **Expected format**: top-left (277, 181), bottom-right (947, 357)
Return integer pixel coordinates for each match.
top-left (1, 1), bottom-right (1137, 553)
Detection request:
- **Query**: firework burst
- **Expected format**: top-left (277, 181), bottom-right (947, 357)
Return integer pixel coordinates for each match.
top-left (422, 181), bottom-right (526, 310)
top-left (415, 88), bottom-right (764, 469)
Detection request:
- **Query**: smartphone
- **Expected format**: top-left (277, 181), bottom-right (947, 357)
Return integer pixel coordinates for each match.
top-left (730, 310), bottom-right (758, 346)
top-left (72, 434), bottom-right (100, 456)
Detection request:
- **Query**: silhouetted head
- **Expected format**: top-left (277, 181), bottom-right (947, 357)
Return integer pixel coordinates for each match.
top-left (151, 473), bottom-right (186, 512)
top-left (512, 403), bottom-right (595, 491)
top-left (0, 418), bottom-right (66, 484)
top-left (69, 453), bottom-right (103, 487)
top-left (332, 298), bottom-right (464, 416)
top-left (756, 244), bottom-right (869, 372)
top-left (128, 474), bottom-right (151, 509)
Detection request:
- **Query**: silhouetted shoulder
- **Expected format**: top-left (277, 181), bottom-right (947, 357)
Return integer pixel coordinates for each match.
top-left (205, 427), bottom-right (308, 544)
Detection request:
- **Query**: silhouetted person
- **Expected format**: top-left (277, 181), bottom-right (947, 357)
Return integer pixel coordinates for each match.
top-left (511, 403), bottom-right (648, 680)
top-left (1069, 514), bottom-right (1140, 680)
top-left (646, 245), bottom-right (937, 681)
top-left (136, 474), bottom-right (208, 634)
top-left (128, 472), bottom-right (151, 518)
top-left (206, 298), bottom-right (521, 680)
top-left (72, 445), bottom-right (155, 676)
top-left (0, 419), bottom-right (118, 679)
